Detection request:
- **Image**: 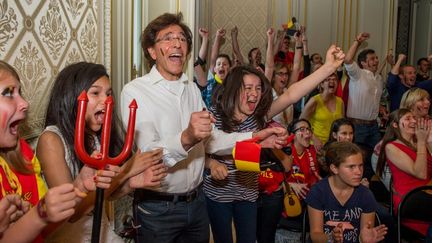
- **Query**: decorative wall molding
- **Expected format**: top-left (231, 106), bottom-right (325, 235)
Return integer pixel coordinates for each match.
top-left (0, 0), bottom-right (107, 140)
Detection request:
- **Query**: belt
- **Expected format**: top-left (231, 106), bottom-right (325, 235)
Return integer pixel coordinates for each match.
top-left (347, 117), bottom-right (377, 125)
top-left (134, 186), bottom-right (200, 203)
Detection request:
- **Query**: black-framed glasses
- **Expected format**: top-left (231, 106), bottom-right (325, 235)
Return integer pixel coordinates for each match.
top-left (156, 33), bottom-right (187, 44)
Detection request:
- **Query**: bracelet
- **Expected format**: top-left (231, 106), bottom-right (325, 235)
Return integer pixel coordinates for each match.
top-left (194, 56), bottom-right (206, 67)
top-left (37, 197), bottom-right (48, 220)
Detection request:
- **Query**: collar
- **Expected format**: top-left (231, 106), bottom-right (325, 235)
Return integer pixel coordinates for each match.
top-left (148, 65), bottom-right (189, 85)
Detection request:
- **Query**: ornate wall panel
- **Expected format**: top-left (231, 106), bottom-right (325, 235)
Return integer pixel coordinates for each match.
top-left (210, 0), bottom-right (268, 61)
top-left (0, 0), bottom-right (107, 140)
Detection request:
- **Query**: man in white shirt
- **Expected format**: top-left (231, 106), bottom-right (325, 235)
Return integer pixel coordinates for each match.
top-left (120, 12), bottom-right (287, 243)
top-left (344, 32), bottom-right (384, 150)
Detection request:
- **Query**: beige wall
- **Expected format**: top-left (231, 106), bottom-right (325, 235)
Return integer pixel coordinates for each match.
top-left (208, 0), bottom-right (269, 63)
top-left (0, 0), bottom-right (108, 140)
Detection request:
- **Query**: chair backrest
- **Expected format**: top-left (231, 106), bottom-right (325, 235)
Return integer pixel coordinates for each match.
top-left (396, 185), bottom-right (432, 243)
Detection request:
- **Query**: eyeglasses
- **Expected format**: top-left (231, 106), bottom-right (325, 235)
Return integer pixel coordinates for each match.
top-left (156, 34), bottom-right (188, 44)
top-left (293, 127), bottom-right (313, 133)
top-left (275, 72), bottom-right (289, 77)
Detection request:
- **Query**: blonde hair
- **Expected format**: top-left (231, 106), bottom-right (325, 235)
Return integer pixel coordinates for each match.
top-left (0, 61), bottom-right (32, 174)
top-left (400, 87), bottom-right (430, 110)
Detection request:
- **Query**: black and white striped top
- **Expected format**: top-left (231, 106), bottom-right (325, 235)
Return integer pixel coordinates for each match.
top-left (203, 107), bottom-right (260, 203)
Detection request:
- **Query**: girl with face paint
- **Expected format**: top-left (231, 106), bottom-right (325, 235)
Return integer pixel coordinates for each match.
top-left (285, 119), bottom-right (321, 200)
top-left (205, 43), bottom-right (346, 243)
top-left (37, 62), bottom-right (167, 242)
top-left (204, 66), bottom-right (290, 243)
top-left (0, 61), bottom-right (90, 242)
top-left (373, 87), bottom-right (431, 191)
top-left (376, 108), bottom-right (432, 238)
top-left (327, 118), bottom-right (355, 144)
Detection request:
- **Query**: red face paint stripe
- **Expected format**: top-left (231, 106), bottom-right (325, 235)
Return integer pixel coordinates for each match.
top-left (1, 112), bottom-right (7, 130)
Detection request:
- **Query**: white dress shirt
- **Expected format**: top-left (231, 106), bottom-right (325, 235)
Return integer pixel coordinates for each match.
top-left (344, 62), bottom-right (384, 120)
top-left (120, 66), bottom-right (252, 194)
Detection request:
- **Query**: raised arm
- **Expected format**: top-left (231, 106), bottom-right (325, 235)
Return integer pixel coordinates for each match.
top-left (209, 28), bottom-right (226, 74)
top-left (194, 28), bottom-right (210, 87)
top-left (344, 32), bottom-right (370, 64)
top-left (267, 45), bottom-right (345, 118)
top-left (289, 29), bottom-right (304, 84)
top-left (302, 27), bottom-right (311, 76)
top-left (390, 54), bottom-right (406, 75)
top-left (231, 26), bottom-right (245, 65)
top-left (378, 51), bottom-right (392, 75)
top-left (265, 28), bottom-right (276, 81)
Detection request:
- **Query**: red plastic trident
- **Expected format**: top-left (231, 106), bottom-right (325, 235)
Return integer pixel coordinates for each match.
top-left (74, 91), bottom-right (137, 169)
top-left (74, 91), bottom-right (137, 243)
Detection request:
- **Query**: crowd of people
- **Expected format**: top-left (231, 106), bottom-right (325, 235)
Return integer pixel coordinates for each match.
top-left (1, 11), bottom-right (432, 243)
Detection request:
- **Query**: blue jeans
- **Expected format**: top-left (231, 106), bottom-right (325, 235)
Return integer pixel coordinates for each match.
top-left (206, 197), bottom-right (257, 243)
top-left (133, 189), bottom-right (209, 243)
top-left (353, 122), bottom-right (381, 150)
top-left (257, 189), bottom-right (284, 243)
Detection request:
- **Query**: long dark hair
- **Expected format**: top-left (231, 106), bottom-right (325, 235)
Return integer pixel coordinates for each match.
top-left (45, 62), bottom-right (126, 174)
top-left (376, 108), bottom-right (414, 176)
top-left (215, 65), bottom-right (272, 132)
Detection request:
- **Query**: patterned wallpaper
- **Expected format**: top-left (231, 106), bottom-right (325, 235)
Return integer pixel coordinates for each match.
top-left (210, 0), bottom-right (268, 62)
top-left (0, 0), bottom-right (105, 140)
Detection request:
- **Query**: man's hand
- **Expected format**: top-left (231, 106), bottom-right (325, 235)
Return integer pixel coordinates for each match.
top-left (356, 32), bottom-right (370, 43)
top-left (216, 28), bottom-right (226, 39)
top-left (397, 53), bottom-right (406, 62)
top-left (198, 28), bottom-right (209, 39)
top-left (181, 110), bottom-right (215, 150)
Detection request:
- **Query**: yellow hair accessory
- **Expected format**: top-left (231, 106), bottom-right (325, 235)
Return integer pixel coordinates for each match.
top-left (215, 74), bottom-right (223, 84)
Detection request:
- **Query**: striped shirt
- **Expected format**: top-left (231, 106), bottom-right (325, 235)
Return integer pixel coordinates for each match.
top-left (203, 107), bottom-right (259, 202)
